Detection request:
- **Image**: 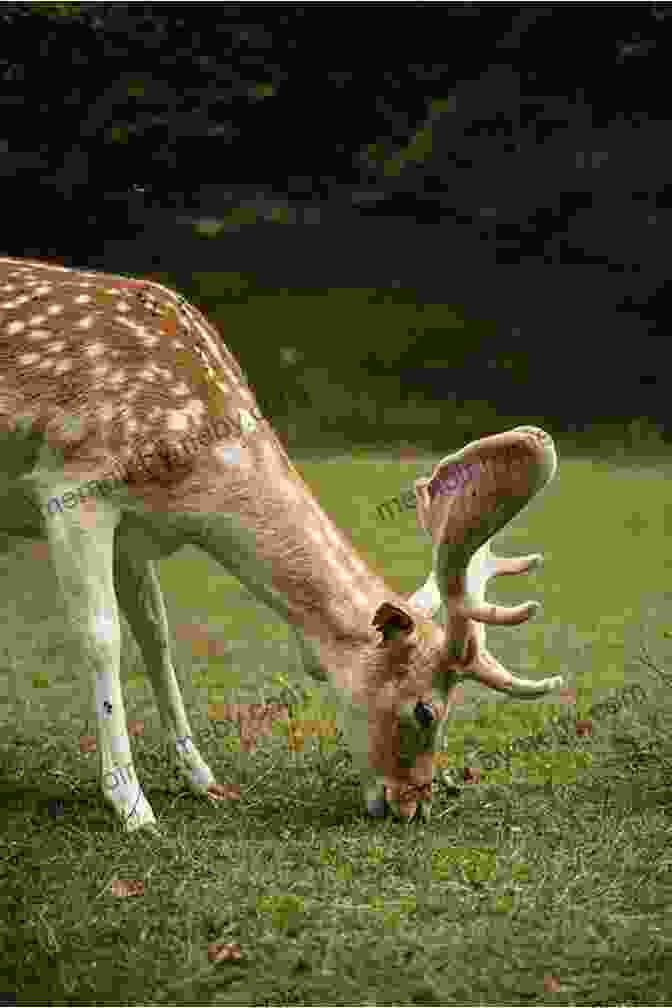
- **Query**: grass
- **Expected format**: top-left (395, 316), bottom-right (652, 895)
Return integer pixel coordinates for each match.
top-left (0, 447), bottom-right (671, 1005)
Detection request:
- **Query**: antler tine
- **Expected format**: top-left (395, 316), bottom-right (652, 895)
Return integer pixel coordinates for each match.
top-left (450, 539), bottom-right (543, 627)
top-left (491, 552), bottom-right (543, 577)
top-left (457, 549), bottom-right (544, 624)
top-left (409, 543), bottom-right (545, 631)
top-left (456, 599), bottom-right (540, 626)
top-left (452, 541), bottom-right (562, 697)
top-left (466, 646), bottom-right (563, 698)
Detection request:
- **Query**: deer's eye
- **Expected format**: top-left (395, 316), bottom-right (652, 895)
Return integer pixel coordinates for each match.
top-left (414, 701), bottom-right (434, 727)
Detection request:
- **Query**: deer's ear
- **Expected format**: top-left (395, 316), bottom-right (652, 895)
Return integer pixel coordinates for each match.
top-left (372, 602), bottom-right (415, 643)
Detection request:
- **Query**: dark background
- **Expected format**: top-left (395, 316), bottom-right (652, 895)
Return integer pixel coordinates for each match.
top-left (1, 2), bottom-right (669, 455)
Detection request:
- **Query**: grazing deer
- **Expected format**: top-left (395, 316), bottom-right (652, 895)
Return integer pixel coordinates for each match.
top-left (0, 257), bottom-right (563, 833)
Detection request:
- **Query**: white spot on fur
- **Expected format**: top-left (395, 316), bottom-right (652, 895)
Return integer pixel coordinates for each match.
top-left (84, 341), bottom-right (106, 358)
top-left (109, 369), bottom-right (128, 387)
top-left (90, 364), bottom-right (111, 379)
top-left (74, 294), bottom-right (93, 303)
top-left (183, 399), bottom-right (207, 422)
top-left (0, 284), bottom-right (15, 292)
top-left (47, 304), bottom-right (64, 315)
top-left (166, 411), bottom-right (190, 433)
top-left (6, 320), bottom-right (25, 334)
top-left (17, 352), bottom-right (40, 365)
top-left (219, 444), bottom-right (243, 465)
top-left (170, 382), bottom-right (191, 396)
top-left (115, 302), bottom-right (131, 312)
top-left (47, 340), bottom-right (67, 352)
top-left (77, 314), bottom-right (96, 329)
top-left (98, 404), bottom-right (116, 423)
top-left (26, 329), bottom-right (52, 341)
top-left (32, 287), bottom-right (51, 297)
top-left (116, 317), bottom-right (143, 333)
top-left (28, 314), bottom-right (47, 325)
top-left (53, 359), bottom-right (73, 374)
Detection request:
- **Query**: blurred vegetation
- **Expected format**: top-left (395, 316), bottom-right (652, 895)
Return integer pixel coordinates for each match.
top-left (1, 5), bottom-right (666, 451)
top-left (149, 267), bottom-right (670, 461)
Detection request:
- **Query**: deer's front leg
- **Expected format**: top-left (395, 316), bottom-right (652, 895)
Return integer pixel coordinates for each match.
top-left (41, 492), bottom-right (158, 833)
top-left (113, 523), bottom-right (234, 804)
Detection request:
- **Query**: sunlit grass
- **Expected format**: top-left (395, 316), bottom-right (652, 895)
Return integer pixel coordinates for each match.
top-left (1, 448), bottom-right (671, 1004)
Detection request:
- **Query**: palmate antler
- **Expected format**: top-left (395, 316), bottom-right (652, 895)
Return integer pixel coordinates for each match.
top-left (408, 426), bottom-right (564, 699)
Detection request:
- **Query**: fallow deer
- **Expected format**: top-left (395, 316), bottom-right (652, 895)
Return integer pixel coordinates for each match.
top-left (0, 257), bottom-right (563, 833)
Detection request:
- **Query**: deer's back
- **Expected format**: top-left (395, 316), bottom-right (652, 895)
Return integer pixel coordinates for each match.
top-left (0, 257), bottom-right (258, 483)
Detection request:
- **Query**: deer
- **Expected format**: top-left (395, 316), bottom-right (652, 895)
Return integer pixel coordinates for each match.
top-left (0, 256), bottom-right (563, 834)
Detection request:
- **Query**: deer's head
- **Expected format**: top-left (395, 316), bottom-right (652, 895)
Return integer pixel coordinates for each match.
top-left (335, 425), bottom-right (563, 822)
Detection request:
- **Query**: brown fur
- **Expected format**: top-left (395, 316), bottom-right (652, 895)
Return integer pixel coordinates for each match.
top-left (0, 257), bottom-right (453, 807)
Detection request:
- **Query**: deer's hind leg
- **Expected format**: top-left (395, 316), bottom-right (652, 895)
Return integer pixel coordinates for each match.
top-left (37, 488), bottom-right (159, 833)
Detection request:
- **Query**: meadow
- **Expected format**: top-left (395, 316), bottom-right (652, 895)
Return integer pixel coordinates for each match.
top-left (0, 445), bottom-right (670, 1005)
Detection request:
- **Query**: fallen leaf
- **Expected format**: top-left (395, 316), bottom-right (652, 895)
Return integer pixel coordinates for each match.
top-left (208, 942), bottom-right (243, 963)
top-left (79, 735), bottom-right (97, 754)
top-left (575, 719), bottom-right (593, 737)
top-left (207, 783), bottom-right (241, 801)
top-left (110, 879), bottom-right (145, 898)
top-left (30, 541), bottom-right (51, 561)
top-left (543, 973), bottom-right (561, 993)
top-left (558, 687), bottom-right (577, 705)
top-left (398, 444), bottom-right (418, 462)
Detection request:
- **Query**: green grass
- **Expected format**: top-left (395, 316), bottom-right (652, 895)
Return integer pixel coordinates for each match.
top-left (0, 449), bottom-right (671, 1005)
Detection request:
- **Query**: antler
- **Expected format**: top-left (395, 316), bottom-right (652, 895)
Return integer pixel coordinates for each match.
top-left (408, 427), bottom-right (563, 699)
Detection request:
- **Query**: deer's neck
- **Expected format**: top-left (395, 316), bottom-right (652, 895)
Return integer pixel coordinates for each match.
top-left (240, 451), bottom-right (392, 652)
top-left (165, 430), bottom-right (401, 683)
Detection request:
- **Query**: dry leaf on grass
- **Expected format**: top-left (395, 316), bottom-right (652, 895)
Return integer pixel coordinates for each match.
top-left (110, 879), bottom-right (145, 898)
top-left (543, 973), bottom-right (561, 993)
top-left (462, 767), bottom-right (481, 784)
top-left (558, 687), bottom-right (577, 705)
top-left (208, 942), bottom-right (243, 963)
